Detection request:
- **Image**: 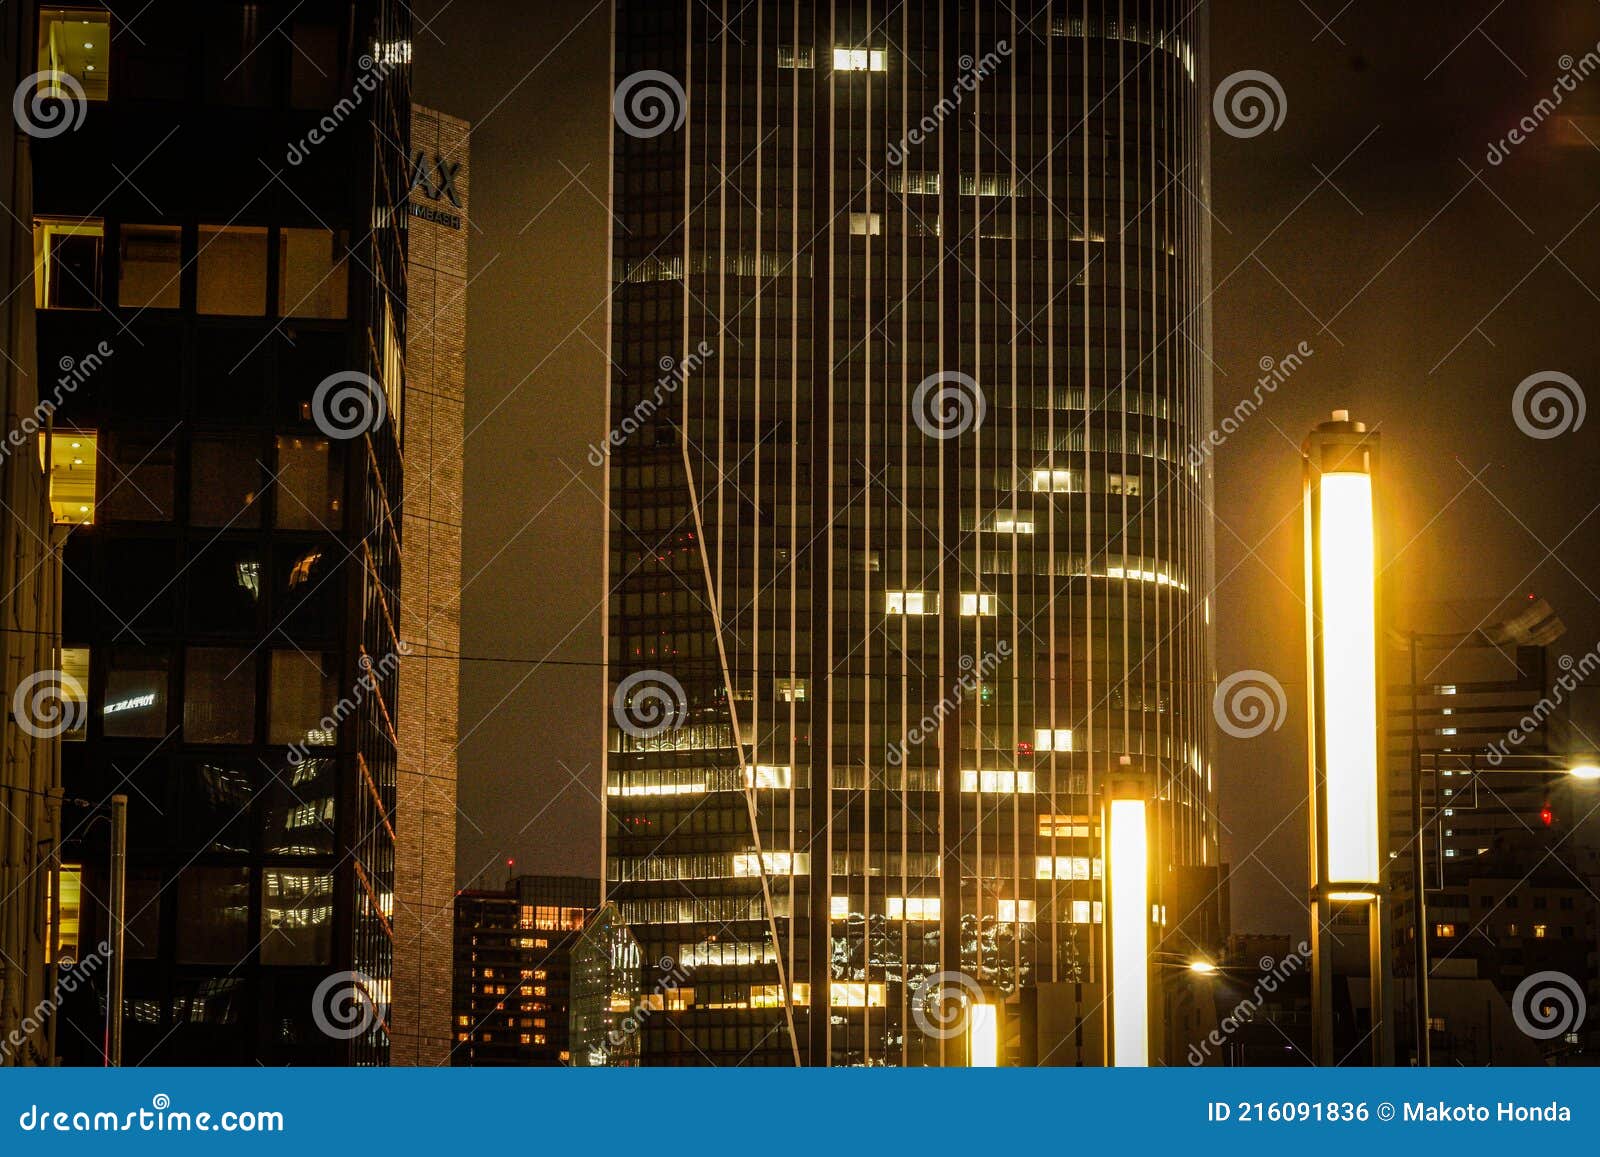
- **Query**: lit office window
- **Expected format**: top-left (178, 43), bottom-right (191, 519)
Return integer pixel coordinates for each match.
top-left (995, 900), bottom-right (1036, 923)
top-left (1036, 855), bottom-right (1101, 881)
top-left (775, 678), bottom-right (807, 702)
top-left (832, 48), bottom-right (886, 71)
top-left (886, 590), bottom-right (937, 615)
top-left (1034, 728), bottom-right (1074, 752)
top-left (51, 865), bottom-right (82, 962)
top-left (36, 9), bottom-right (109, 100)
top-left (1433, 923), bottom-right (1456, 938)
top-left (1038, 814), bottom-right (1092, 838)
top-left (830, 982), bottom-right (886, 1007)
top-left (990, 517), bottom-right (1034, 534)
top-left (42, 431), bottom-right (96, 524)
top-left (33, 217), bottom-right (103, 310)
top-left (886, 897), bottom-right (940, 921)
top-left (960, 593), bottom-right (997, 616)
top-left (744, 764), bottom-right (791, 789)
top-left (959, 769), bottom-right (1036, 794)
top-left (117, 224), bottom-right (181, 308)
top-left (197, 225), bottom-right (268, 315)
top-left (1031, 469), bottom-right (1075, 493)
top-left (829, 896), bottom-right (850, 920)
top-left (732, 852), bottom-right (806, 877)
top-left (56, 646), bottom-right (89, 743)
top-left (279, 228), bottom-right (348, 319)
top-left (848, 212), bottom-right (881, 236)
top-left (1070, 900), bottom-right (1104, 924)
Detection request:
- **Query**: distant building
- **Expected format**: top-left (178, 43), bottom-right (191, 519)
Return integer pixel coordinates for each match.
top-left (391, 103), bottom-right (469, 1068)
top-left (451, 875), bottom-right (597, 1065)
top-left (569, 903), bottom-right (643, 1067)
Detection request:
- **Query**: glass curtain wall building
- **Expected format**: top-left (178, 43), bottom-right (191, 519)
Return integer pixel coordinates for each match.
top-left (604, 1), bottom-right (1215, 1065)
top-left (34, 0), bottom-right (411, 1065)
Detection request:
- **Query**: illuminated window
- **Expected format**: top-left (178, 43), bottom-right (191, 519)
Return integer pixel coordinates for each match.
top-left (745, 764), bottom-right (792, 789)
top-left (1069, 899), bottom-right (1103, 924)
top-left (481, 968), bottom-right (495, 979)
top-left (960, 593), bottom-right (997, 616)
top-left (995, 899), bottom-right (1036, 923)
top-left (1433, 923), bottom-right (1456, 938)
top-left (1031, 469), bottom-right (1075, 493)
top-left (1034, 728), bottom-right (1074, 752)
top-left (1507, 923), bottom-right (1518, 937)
top-left (991, 517), bottom-right (1034, 534)
top-left (1038, 814), bottom-right (1091, 839)
top-left (776, 678), bottom-right (808, 702)
top-left (118, 224), bottom-right (181, 308)
top-left (456, 1015), bottom-right (468, 1027)
top-left (848, 212), bottom-right (881, 236)
top-left (36, 10), bottom-right (109, 100)
top-left (886, 590), bottom-right (938, 615)
top-left (33, 217), bottom-right (103, 310)
top-left (43, 431), bottom-right (96, 525)
top-left (751, 983), bottom-right (809, 1007)
top-left (665, 988), bottom-right (693, 1010)
top-left (829, 896), bottom-right (850, 920)
top-left (519, 1033), bottom-right (531, 1045)
top-left (1107, 473), bottom-right (1142, 497)
top-left (51, 864), bottom-right (82, 963)
top-left (777, 46), bottom-right (813, 69)
top-left (275, 436), bottom-right (345, 531)
top-left (1036, 855), bottom-right (1100, 881)
top-left (833, 47), bottom-right (886, 71)
top-left (830, 982), bottom-right (886, 1007)
top-left (1533, 924), bottom-right (1548, 939)
top-left (886, 897), bottom-right (940, 921)
top-left (732, 852), bottom-right (807, 877)
top-left (960, 769), bottom-right (1036, 794)
top-left (278, 228), bottom-right (349, 319)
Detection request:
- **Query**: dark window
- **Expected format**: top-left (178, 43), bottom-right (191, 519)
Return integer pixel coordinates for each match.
top-left (183, 647), bottom-right (257, 744)
top-left (186, 543), bottom-right (263, 633)
top-left (189, 436), bottom-right (264, 527)
top-left (173, 976), bottom-right (244, 1023)
top-left (118, 224), bottom-right (181, 309)
top-left (197, 226), bottom-right (268, 315)
top-left (181, 761), bottom-right (255, 854)
top-left (268, 651), bottom-right (337, 746)
top-left (101, 540), bottom-right (177, 634)
top-left (100, 432), bottom-right (176, 522)
top-left (289, 20), bottom-right (341, 107)
top-left (202, 4), bottom-right (272, 106)
top-left (275, 436), bottom-right (344, 529)
top-left (175, 867), bottom-right (250, 964)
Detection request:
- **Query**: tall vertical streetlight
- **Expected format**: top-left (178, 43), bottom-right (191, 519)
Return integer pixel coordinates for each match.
top-left (1102, 764), bottom-right (1152, 1066)
top-left (1303, 411), bottom-right (1394, 1066)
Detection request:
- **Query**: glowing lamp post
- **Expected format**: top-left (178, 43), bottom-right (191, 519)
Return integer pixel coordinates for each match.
top-left (1102, 771), bottom-right (1152, 1066)
top-left (1303, 411), bottom-right (1394, 1066)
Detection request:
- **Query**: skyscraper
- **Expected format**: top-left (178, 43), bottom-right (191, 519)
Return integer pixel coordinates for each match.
top-left (603, 3), bottom-right (1215, 1065)
top-left (391, 103), bottom-right (469, 1069)
top-left (31, 1), bottom-right (412, 1065)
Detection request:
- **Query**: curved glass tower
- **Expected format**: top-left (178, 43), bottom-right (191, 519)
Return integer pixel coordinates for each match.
top-left (604, 0), bottom-right (1214, 1066)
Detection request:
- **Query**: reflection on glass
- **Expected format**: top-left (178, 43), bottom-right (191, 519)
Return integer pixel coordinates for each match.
top-left (263, 758), bottom-right (335, 855)
top-left (175, 867), bottom-right (249, 964)
top-left (102, 648), bottom-right (168, 739)
top-left (261, 869), bottom-right (334, 965)
top-left (182, 647), bottom-right (255, 744)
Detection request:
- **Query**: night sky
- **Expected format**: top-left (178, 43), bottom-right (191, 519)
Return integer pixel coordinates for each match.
top-left (413, 0), bottom-right (1600, 932)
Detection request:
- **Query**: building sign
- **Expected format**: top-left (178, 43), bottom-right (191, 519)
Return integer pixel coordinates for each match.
top-left (407, 150), bottom-right (463, 229)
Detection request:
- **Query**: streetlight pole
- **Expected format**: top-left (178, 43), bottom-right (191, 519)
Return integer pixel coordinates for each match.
top-left (1303, 411), bottom-right (1394, 1067)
